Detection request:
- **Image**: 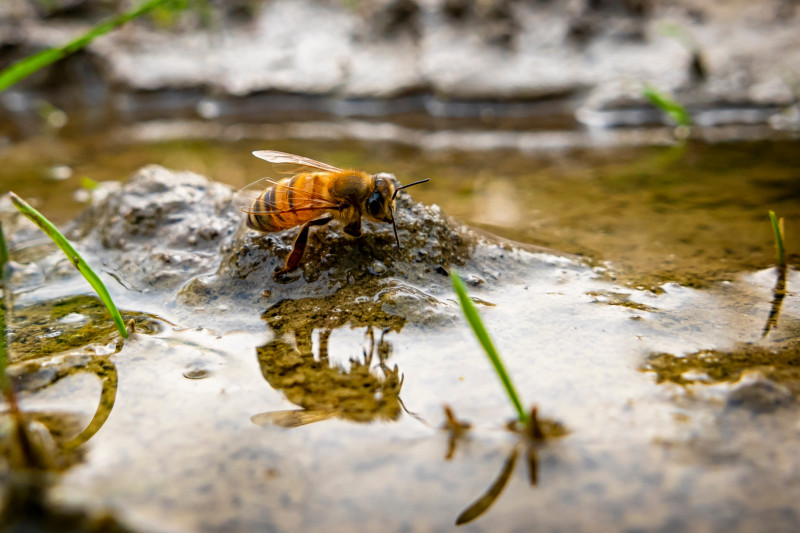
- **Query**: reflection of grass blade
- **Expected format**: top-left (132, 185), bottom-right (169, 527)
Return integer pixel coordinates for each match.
top-left (764, 211), bottom-right (788, 337)
top-left (456, 446), bottom-right (519, 526)
top-left (642, 85), bottom-right (692, 127)
top-left (769, 210), bottom-right (786, 267)
top-left (451, 270), bottom-right (528, 425)
top-left (65, 357), bottom-right (118, 449)
top-left (762, 267), bottom-right (787, 338)
top-left (9, 193), bottom-right (128, 339)
top-left (0, 0), bottom-right (172, 92)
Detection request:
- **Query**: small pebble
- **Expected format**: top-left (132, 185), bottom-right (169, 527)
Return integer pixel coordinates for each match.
top-left (464, 274), bottom-right (485, 286)
top-left (369, 260), bottom-right (387, 275)
top-left (183, 368), bottom-right (210, 380)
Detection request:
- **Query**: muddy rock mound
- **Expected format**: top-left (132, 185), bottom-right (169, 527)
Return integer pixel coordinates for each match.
top-left (64, 165), bottom-right (532, 329)
top-left (71, 165), bottom-right (241, 292)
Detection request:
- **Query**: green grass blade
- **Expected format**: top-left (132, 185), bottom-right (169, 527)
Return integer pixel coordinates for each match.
top-left (451, 270), bottom-right (528, 425)
top-left (0, 0), bottom-right (172, 93)
top-left (0, 220), bottom-right (8, 278)
top-left (769, 210), bottom-right (786, 267)
top-left (642, 84), bottom-right (692, 127)
top-left (9, 193), bottom-right (127, 339)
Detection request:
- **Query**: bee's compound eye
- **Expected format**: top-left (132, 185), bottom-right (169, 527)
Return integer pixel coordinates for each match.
top-left (367, 190), bottom-right (384, 219)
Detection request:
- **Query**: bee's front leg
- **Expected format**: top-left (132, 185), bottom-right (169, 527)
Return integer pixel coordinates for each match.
top-left (274, 216), bottom-right (333, 279)
top-left (343, 219), bottom-right (362, 238)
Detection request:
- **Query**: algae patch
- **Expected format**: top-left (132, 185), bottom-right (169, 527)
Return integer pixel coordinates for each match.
top-left (7, 295), bottom-right (160, 363)
top-left (643, 339), bottom-right (800, 394)
top-left (585, 290), bottom-right (659, 312)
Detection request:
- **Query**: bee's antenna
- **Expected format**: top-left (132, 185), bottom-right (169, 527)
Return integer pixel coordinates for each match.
top-left (391, 178), bottom-right (430, 201)
top-left (390, 178), bottom-right (429, 250)
top-left (391, 207), bottom-right (401, 250)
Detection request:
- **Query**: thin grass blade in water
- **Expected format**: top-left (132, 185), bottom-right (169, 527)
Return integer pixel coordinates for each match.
top-left (450, 270), bottom-right (528, 425)
top-left (456, 446), bottom-right (519, 526)
top-left (0, 221), bottom-right (8, 277)
top-left (769, 210), bottom-right (786, 267)
top-left (764, 211), bottom-right (788, 337)
top-left (9, 193), bottom-right (127, 338)
top-left (642, 85), bottom-right (692, 127)
top-left (0, 0), bottom-right (173, 92)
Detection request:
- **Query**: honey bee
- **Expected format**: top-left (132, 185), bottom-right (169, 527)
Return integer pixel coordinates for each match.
top-left (234, 150), bottom-right (429, 277)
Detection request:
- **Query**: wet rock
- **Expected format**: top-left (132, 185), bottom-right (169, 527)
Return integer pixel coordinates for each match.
top-left (357, 0), bottom-right (421, 39)
top-left (71, 165), bottom-right (241, 292)
top-left (5, 162), bottom-right (567, 337)
top-left (644, 340), bottom-right (800, 398)
top-left (3, 164), bottom-right (539, 332)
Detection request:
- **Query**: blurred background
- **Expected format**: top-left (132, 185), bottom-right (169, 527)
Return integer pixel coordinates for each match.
top-left (1, 0), bottom-right (799, 285)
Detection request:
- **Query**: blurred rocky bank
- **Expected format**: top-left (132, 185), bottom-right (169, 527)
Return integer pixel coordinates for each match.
top-left (0, 0), bottom-right (799, 130)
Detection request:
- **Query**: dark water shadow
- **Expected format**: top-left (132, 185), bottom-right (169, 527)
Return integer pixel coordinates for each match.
top-left (251, 293), bottom-right (407, 428)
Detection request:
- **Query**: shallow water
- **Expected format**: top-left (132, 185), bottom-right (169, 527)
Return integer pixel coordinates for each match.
top-left (3, 131), bottom-right (798, 287)
top-left (1, 123), bottom-right (800, 532)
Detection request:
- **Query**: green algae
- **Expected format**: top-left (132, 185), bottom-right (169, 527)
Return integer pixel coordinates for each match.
top-left (643, 339), bottom-right (800, 393)
top-left (585, 290), bottom-right (659, 312)
top-left (8, 295), bottom-right (160, 363)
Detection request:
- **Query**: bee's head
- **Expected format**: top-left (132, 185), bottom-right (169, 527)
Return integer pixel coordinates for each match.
top-left (365, 174), bottom-right (396, 224)
top-left (365, 174), bottom-right (430, 249)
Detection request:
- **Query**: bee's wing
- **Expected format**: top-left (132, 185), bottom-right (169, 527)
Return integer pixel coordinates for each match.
top-left (252, 150), bottom-right (343, 173)
top-left (251, 409), bottom-right (339, 428)
top-left (233, 177), bottom-right (340, 215)
top-left (233, 177), bottom-right (273, 213)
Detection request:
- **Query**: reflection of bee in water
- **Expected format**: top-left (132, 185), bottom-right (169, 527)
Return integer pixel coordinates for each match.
top-left (250, 327), bottom-right (404, 428)
top-left (234, 150), bottom-right (429, 277)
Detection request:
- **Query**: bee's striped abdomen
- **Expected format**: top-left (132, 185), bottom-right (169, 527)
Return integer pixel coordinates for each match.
top-left (246, 172), bottom-right (333, 233)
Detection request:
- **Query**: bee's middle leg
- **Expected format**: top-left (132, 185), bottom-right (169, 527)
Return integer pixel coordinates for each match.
top-left (275, 216), bottom-right (333, 278)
